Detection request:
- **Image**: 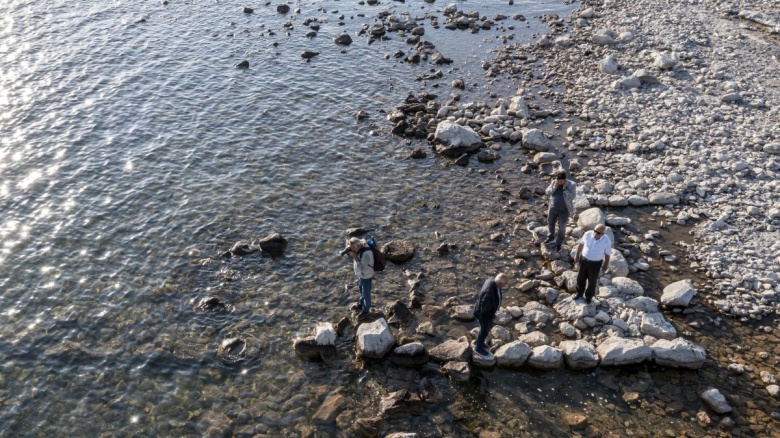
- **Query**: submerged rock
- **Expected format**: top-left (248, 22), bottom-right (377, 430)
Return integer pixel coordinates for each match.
top-left (381, 389), bottom-right (424, 416)
top-left (442, 361), bottom-right (470, 382)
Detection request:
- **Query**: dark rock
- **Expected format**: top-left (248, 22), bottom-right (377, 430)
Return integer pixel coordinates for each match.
top-left (229, 241), bottom-right (258, 256)
top-left (477, 150), bottom-right (500, 163)
top-left (277, 4), bottom-right (290, 14)
top-left (398, 103), bottom-right (426, 114)
top-left (258, 233), bottom-right (287, 255)
top-left (369, 24), bottom-right (386, 36)
top-left (354, 417), bottom-right (382, 437)
top-left (517, 187), bottom-right (533, 200)
top-left (306, 31), bottom-right (317, 38)
top-left (336, 317), bottom-right (351, 336)
top-left (356, 110), bottom-right (369, 120)
top-left (293, 336), bottom-right (338, 361)
top-left (393, 50), bottom-right (405, 58)
top-left (381, 240), bottom-right (415, 263)
top-left (313, 394), bottom-right (345, 424)
top-left (391, 120), bottom-right (409, 136)
top-left (196, 411), bottom-right (233, 437)
top-left (386, 300), bottom-right (414, 326)
top-left (216, 337), bottom-right (247, 365)
top-left (406, 35), bottom-right (420, 44)
top-left (242, 7), bottom-right (254, 13)
top-left (436, 243), bottom-right (450, 255)
top-left (366, 0), bottom-right (378, 4)
top-left (454, 154), bottom-right (470, 166)
top-left (381, 389), bottom-right (424, 416)
top-left (234, 60), bottom-right (250, 68)
top-left (197, 296), bottom-right (232, 312)
top-left (431, 52), bottom-right (452, 65)
top-left (346, 227), bottom-right (373, 236)
top-left (301, 50), bottom-right (319, 59)
top-left (334, 33), bottom-right (353, 45)
top-left (419, 377), bottom-right (442, 404)
top-left (406, 52), bottom-right (421, 63)
top-left (409, 147), bottom-right (427, 159)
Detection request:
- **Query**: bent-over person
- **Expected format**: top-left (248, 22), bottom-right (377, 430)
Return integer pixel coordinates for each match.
top-left (472, 273), bottom-right (510, 358)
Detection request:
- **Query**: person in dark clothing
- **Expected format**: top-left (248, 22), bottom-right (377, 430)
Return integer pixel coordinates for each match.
top-left (472, 273), bottom-right (510, 358)
top-left (543, 171), bottom-right (576, 252)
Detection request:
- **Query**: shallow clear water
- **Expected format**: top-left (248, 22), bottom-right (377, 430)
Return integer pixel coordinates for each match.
top-left (4, 1), bottom-right (777, 436)
top-left (0, 0), bottom-right (582, 436)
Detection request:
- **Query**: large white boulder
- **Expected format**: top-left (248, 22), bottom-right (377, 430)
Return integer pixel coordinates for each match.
top-left (625, 297), bottom-right (660, 314)
top-left (527, 345), bottom-right (564, 370)
top-left (661, 279), bottom-right (695, 307)
top-left (560, 340), bottom-right (600, 370)
top-left (652, 338), bottom-right (706, 369)
top-left (495, 341), bottom-right (532, 368)
top-left (640, 313), bottom-right (677, 340)
top-left (517, 331), bottom-right (550, 347)
top-left (433, 121), bottom-right (482, 156)
top-left (597, 337), bottom-right (652, 365)
top-left (521, 129), bottom-right (550, 152)
top-left (611, 277), bottom-right (644, 296)
top-left (356, 318), bottom-right (395, 358)
top-left (606, 250), bottom-right (628, 277)
top-left (577, 207), bottom-right (606, 229)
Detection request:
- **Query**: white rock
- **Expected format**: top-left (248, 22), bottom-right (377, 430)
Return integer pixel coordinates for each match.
top-left (640, 313), bottom-right (677, 340)
top-left (626, 296), bottom-right (660, 313)
top-left (356, 318), bottom-right (395, 358)
top-left (433, 121), bottom-right (482, 156)
top-left (495, 341), bottom-right (532, 367)
top-left (559, 322), bottom-right (578, 337)
top-left (661, 279), bottom-right (695, 307)
top-left (508, 95), bottom-right (530, 119)
top-left (493, 308), bottom-right (513, 325)
top-left (533, 152), bottom-right (557, 164)
top-left (521, 128), bottom-right (550, 152)
top-left (594, 310), bottom-right (611, 324)
top-left (767, 385), bottom-right (780, 398)
top-left (522, 301), bottom-right (553, 324)
top-left (315, 323), bottom-right (336, 346)
top-left (554, 295), bottom-right (596, 321)
top-left (451, 305), bottom-right (475, 321)
top-left (490, 325), bottom-right (512, 343)
top-left (560, 340), bottom-right (600, 370)
top-left (611, 277), bottom-right (644, 296)
top-left (619, 76), bottom-right (642, 89)
top-left (527, 345), bottom-right (564, 370)
top-left (652, 338), bottom-right (706, 369)
top-left (700, 388), bottom-right (732, 414)
top-left (608, 251), bottom-right (630, 277)
top-left (579, 7), bottom-right (595, 19)
top-left (627, 195), bottom-right (649, 206)
top-left (597, 337), bottom-right (652, 365)
top-left (653, 52), bottom-right (677, 70)
top-left (648, 192), bottom-right (680, 205)
top-left (593, 29), bottom-right (616, 45)
top-left (764, 143), bottom-right (780, 154)
top-left (577, 207), bottom-right (606, 229)
top-left (599, 55), bottom-right (618, 74)
top-left (632, 68), bottom-right (659, 84)
top-left (517, 331), bottom-right (550, 347)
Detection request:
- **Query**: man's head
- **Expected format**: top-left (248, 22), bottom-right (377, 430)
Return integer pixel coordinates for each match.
top-left (495, 273), bottom-right (510, 288)
top-left (556, 171), bottom-right (567, 185)
top-left (348, 237), bottom-right (363, 251)
top-left (593, 224), bottom-right (606, 240)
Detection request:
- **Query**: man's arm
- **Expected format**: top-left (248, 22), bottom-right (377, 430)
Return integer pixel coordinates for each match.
top-left (601, 255), bottom-right (611, 273)
top-left (574, 243), bottom-right (583, 262)
top-left (545, 180), bottom-right (556, 196)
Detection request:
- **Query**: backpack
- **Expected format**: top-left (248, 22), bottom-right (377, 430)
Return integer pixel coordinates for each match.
top-left (360, 237), bottom-right (386, 272)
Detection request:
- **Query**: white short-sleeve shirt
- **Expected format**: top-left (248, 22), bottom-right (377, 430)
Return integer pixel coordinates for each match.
top-left (579, 230), bottom-right (612, 261)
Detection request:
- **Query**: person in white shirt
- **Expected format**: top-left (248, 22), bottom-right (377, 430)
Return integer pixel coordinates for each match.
top-left (573, 224), bottom-right (612, 303)
top-left (347, 237), bottom-right (375, 315)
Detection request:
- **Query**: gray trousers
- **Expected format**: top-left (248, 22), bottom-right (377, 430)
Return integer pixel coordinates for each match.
top-left (547, 207), bottom-right (569, 245)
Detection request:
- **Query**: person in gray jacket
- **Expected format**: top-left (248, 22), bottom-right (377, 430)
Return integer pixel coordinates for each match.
top-left (347, 237), bottom-right (375, 316)
top-left (543, 171), bottom-right (576, 252)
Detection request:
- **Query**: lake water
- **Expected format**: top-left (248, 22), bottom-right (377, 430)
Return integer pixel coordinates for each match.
top-left (2, 0), bottom-right (777, 437)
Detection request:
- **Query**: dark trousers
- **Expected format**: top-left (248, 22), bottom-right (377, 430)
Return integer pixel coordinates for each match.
top-left (576, 259), bottom-right (603, 299)
top-left (475, 316), bottom-right (493, 353)
top-left (547, 208), bottom-right (568, 245)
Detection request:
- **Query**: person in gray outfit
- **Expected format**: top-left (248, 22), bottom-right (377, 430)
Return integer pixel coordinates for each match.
top-left (543, 171), bottom-right (576, 252)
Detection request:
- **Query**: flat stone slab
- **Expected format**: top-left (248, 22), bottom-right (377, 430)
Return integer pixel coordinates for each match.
top-left (597, 337), bottom-right (651, 366)
top-left (652, 338), bottom-right (706, 369)
top-left (661, 279), bottom-right (695, 307)
top-left (429, 337), bottom-right (471, 363)
top-left (527, 345), bottom-right (564, 370)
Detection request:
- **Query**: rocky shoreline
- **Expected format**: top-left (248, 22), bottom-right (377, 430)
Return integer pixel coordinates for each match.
top-left (298, 0), bottom-right (780, 436)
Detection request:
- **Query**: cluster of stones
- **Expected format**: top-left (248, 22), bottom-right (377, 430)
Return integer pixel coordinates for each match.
top-left (220, 232), bottom-right (288, 257)
top-left (476, 0), bottom-right (780, 321)
top-left (440, 3), bottom-right (524, 33)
